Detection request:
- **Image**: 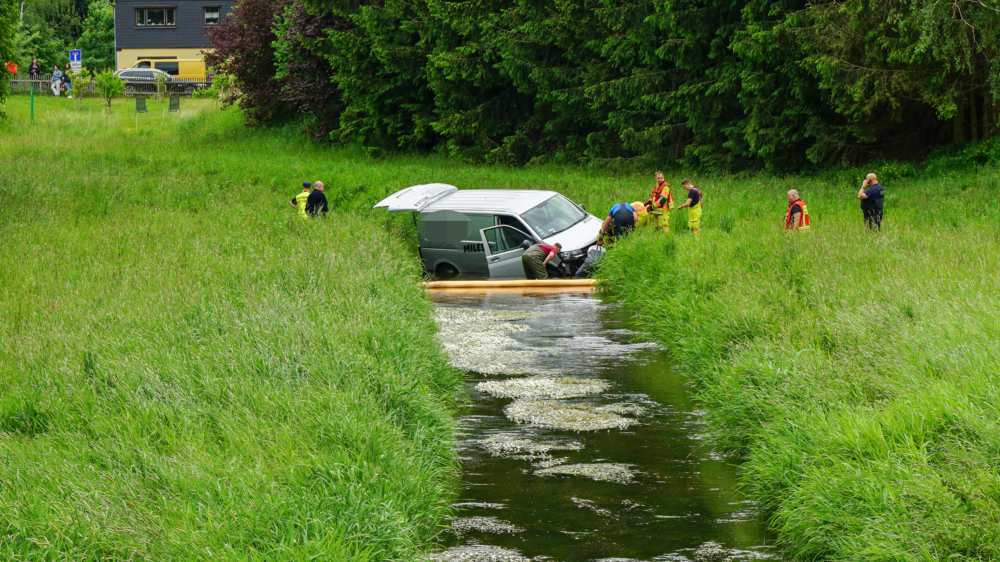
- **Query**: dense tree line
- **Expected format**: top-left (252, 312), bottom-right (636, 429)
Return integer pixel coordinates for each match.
top-left (213, 0), bottom-right (1000, 169)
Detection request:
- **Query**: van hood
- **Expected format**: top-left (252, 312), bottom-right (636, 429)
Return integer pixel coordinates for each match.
top-left (543, 214), bottom-right (602, 253)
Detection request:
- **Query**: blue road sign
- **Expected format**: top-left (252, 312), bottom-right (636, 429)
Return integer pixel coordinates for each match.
top-left (69, 49), bottom-right (82, 72)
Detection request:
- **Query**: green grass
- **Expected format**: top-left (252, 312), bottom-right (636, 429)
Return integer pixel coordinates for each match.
top-left (3, 96), bottom-right (999, 560)
top-left (597, 174), bottom-right (1000, 558)
top-left (0, 97), bottom-right (466, 560)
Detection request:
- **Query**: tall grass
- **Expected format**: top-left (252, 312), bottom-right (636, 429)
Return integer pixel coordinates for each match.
top-left (598, 172), bottom-right (1000, 558)
top-left (0, 98), bottom-right (462, 559)
top-left (4, 96), bottom-right (999, 559)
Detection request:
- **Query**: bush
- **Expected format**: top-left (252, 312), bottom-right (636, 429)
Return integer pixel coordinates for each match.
top-left (93, 71), bottom-right (122, 108)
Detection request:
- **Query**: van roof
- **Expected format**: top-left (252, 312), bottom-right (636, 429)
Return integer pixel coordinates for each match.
top-left (424, 189), bottom-right (557, 215)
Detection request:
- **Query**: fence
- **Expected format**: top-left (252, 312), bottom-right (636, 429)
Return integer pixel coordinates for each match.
top-left (7, 73), bottom-right (209, 97)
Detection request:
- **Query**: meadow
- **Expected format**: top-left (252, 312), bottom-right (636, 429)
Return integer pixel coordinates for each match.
top-left (598, 160), bottom-right (1000, 558)
top-left (2, 96), bottom-right (999, 560)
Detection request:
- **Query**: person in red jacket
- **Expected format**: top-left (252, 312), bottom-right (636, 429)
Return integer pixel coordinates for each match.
top-left (522, 242), bottom-right (562, 279)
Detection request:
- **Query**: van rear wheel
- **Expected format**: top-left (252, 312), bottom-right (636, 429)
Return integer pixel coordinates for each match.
top-left (435, 263), bottom-right (459, 280)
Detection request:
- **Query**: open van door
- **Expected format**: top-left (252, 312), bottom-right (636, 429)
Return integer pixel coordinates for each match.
top-left (373, 183), bottom-right (458, 212)
top-left (479, 225), bottom-right (535, 279)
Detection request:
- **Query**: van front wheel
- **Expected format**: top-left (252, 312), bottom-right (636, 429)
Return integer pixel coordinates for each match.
top-left (435, 263), bottom-right (459, 280)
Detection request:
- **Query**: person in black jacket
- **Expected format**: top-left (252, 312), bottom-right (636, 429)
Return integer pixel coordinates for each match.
top-left (305, 180), bottom-right (329, 217)
top-left (858, 173), bottom-right (884, 231)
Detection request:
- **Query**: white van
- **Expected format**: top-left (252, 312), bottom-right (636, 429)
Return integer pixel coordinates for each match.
top-left (374, 184), bottom-right (602, 279)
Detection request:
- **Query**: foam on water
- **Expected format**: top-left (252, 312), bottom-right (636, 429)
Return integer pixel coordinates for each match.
top-left (535, 462), bottom-right (637, 484)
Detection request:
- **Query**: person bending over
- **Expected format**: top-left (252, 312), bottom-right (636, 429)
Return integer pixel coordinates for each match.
top-left (522, 242), bottom-right (562, 280)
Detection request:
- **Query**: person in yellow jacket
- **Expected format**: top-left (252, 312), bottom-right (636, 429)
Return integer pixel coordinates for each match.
top-left (648, 171), bottom-right (673, 234)
top-left (289, 182), bottom-right (311, 220)
top-left (676, 179), bottom-right (703, 235)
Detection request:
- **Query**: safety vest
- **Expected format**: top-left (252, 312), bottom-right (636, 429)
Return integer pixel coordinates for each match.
top-left (295, 190), bottom-right (310, 219)
top-left (651, 182), bottom-right (673, 210)
top-left (785, 199), bottom-right (811, 230)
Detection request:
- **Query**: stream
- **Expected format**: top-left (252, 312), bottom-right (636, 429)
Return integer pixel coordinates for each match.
top-left (428, 292), bottom-right (777, 562)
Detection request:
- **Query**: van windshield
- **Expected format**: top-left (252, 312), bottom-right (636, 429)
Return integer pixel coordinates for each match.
top-left (522, 195), bottom-right (587, 238)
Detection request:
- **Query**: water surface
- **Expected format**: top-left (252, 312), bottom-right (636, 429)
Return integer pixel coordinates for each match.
top-left (430, 293), bottom-right (776, 561)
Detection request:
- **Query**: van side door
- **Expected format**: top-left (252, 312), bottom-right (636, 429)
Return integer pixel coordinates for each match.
top-left (479, 225), bottom-right (535, 279)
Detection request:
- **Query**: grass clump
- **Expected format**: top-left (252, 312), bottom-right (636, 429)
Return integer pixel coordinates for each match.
top-left (0, 98), bottom-right (461, 559)
top-left (597, 171), bottom-right (1000, 558)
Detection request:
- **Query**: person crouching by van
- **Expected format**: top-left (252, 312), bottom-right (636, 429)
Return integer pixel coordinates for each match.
top-left (522, 242), bottom-right (562, 279)
top-left (575, 241), bottom-right (605, 278)
top-left (306, 180), bottom-right (329, 217)
top-left (290, 182), bottom-right (311, 219)
top-left (784, 189), bottom-right (811, 231)
top-left (676, 180), bottom-right (703, 235)
top-left (601, 202), bottom-right (637, 241)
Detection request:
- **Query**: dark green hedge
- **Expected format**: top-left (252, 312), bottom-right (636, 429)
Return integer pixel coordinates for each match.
top-left (211, 0), bottom-right (1000, 170)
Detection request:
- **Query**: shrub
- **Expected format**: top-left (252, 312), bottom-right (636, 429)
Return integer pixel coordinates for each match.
top-left (93, 71), bottom-right (122, 108)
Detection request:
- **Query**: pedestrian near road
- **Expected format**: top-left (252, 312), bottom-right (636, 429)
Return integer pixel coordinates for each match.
top-left (290, 182), bottom-right (311, 219)
top-left (784, 189), bottom-right (811, 231)
top-left (62, 64), bottom-right (73, 99)
top-left (858, 173), bottom-right (884, 231)
top-left (522, 242), bottom-right (562, 280)
top-left (305, 180), bottom-right (329, 217)
top-left (50, 65), bottom-right (62, 96)
top-left (676, 180), bottom-right (703, 235)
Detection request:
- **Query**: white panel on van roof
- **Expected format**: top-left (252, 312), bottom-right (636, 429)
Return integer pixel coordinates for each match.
top-left (373, 183), bottom-right (458, 212)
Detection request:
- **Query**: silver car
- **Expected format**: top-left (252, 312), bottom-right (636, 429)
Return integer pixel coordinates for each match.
top-left (374, 184), bottom-right (602, 279)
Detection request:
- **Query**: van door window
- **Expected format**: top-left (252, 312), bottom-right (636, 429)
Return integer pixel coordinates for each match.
top-left (463, 215), bottom-right (495, 253)
top-left (497, 214), bottom-right (531, 234)
top-left (482, 225), bottom-right (533, 254)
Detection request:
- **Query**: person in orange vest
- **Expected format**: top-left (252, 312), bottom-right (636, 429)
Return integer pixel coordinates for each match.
top-left (784, 189), bottom-right (811, 231)
top-left (648, 171), bottom-right (673, 234)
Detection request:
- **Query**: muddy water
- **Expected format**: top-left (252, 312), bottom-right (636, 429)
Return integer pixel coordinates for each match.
top-left (428, 293), bottom-right (777, 562)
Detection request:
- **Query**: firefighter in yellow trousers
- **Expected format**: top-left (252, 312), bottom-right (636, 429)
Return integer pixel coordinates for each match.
top-left (676, 179), bottom-right (703, 235)
top-left (648, 171), bottom-right (674, 234)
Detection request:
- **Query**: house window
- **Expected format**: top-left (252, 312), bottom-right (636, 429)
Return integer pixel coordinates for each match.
top-left (204, 6), bottom-right (221, 25)
top-left (136, 7), bottom-right (176, 27)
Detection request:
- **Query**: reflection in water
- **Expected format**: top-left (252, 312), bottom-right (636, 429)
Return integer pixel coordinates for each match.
top-left (429, 293), bottom-right (777, 562)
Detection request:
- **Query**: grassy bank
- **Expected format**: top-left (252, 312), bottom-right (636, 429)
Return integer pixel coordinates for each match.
top-left (599, 171), bottom-right (1000, 558)
top-left (4, 96), bottom-right (999, 560)
top-left (0, 98), bottom-right (462, 559)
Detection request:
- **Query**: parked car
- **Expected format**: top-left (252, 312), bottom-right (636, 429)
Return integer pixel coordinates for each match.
top-left (374, 184), bottom-right (602, 279)
top-left (114, 68), bottom-right (171, 95)
top-left (115, 67), bottom-right (170, 84)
